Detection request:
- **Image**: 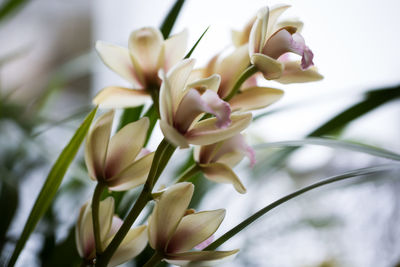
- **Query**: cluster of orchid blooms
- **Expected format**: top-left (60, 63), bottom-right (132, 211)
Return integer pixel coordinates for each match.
top-left (76, 5), bottom-right (322, 267)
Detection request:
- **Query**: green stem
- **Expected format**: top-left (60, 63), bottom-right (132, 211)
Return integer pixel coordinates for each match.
top-left (224, 65), bottom-right (257, 101)
top-left (143, 252), bottom-right (164, 267)
top-left (92, 183), bottom-right (105, 254)
top-left (204, 165), bottom-right (396, 251)
top-left (175, 164), bottom-right (200, 183)
top-left (96, 139), bottom-right (175, 266)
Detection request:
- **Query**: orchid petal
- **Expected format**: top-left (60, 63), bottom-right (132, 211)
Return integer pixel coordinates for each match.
top-left (165, 250), bottom-right (239, 267)
top-left (266, 4), bottom-right (291, 39)
top-left (186, 113), bottom-right (252, 146)
top-left (276, 61), bottom-right (323, 84)
top-left (129, 27), bottom-right (164, 76)
top-left (200, 90), bottom-right (231, 128)
top-left (276, 19), bottom-right (304, 33)
top-left (107, 152), bottom-right (154, 191)
top-left (231, 17), bottom-right (256, 47)
top-left (163, 29), bottom-right (188, 71)
top-left (262, 27), bottom-right (297, 59)
top-left (167, 210), bottom-right (225, 253)
top-left (160, 120), bottom-right (189, 148)
top-left (229, 86), bottom-right (283, 111)
top-left (251, 53), bottom-right (283, 80)
top-left (96, 41), bottom-right (142, 87)
top-left (148, 183), bottom-right (194, 251)
top-left (98, 197), bottom-right (115, 248)
top-left (186, 74), bottom-right (221, 93)
top-left (200, 163), bottom-right (246, 194)
top-left (85, 111), bottom-right (114, 181)
top-left (93, 86), bottom-right (150, 109)
top-left (105, 117), bottom-right (149, 178)
top-left (248, 7), bottom-right (269, 56)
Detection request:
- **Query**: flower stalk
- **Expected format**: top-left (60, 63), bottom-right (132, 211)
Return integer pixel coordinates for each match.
top-left (143, 252), bottom-right (164, 267)
top-left (175, 164), bottom-right (200, 183)
top-left (224, 65), bottom-right (257, 101)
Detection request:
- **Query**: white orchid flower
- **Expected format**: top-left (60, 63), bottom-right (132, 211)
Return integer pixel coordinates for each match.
top-left (148, 183), bottom-right (239, 266)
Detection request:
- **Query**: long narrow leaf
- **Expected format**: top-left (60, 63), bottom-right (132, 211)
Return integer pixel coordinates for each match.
top-left (184, 26), bottom-right (209, 59)
top-left (0, 0), bottom-right (30, 23)
top-left (254, 138), bottom-right (400, 161)
top-left (7, 107), bottom-right (97, 267)
top-left (205, 164), bottom-right (400, 251)
top-left (160, 0), bottom-right (186, 38)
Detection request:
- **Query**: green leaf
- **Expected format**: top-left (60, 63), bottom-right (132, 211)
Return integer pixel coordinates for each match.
top-left (160, 0), bottom-right (186, 39)
top-left (254, 137), bottom-right (400, 161)
top-left (0, 180), bottom-right (18, 254)
top-left (117, 105), bottom-right (144, 131)
top-left (7, 107), bottom-right (97, 267)
top-left (205, 164), bottom-right (400, 251)
top-left (184, 26), bottom-right (209, 59)
top-left (0, 0), bottom-right (30, 23)
top-left (144, 104), bottom-right (158, 146)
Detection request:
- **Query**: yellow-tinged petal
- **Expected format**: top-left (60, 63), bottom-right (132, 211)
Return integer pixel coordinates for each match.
top-left (96, 41), bottom-right (142, 87)
top-left (229, 86), bottom-right (284, 111)
top-left (107, 225), bottom-right (148, 267)
top-left (248, 7), bottom-right (269, 56)
top-left (186, 74), bottom-right (221, 93)
top-left (266, 4), bottom-right (291, 39)
top-left (231, 17), bottom-right (256, 47)
top-left (129, 27), bottom-right (164, 76)
top-left (276, 19), bottom-right (304, 33)
top-left (98, 197), bottom-right (115, 250)
top-left (167, 210), bottom-right (225, 253)
top-left (276, 61), bottom-right (323, 84)
top-left (200, 163), bottom-right (246, 194)
top-left (160, 120), bottom-right (189, 148)
top-left (107, 152), bottom-right (154, 191)
top-left (163, 29), bottom-right (188, 71)
top-left (165, 250), bottom-right (239, 267)
top-left (185, 113), bottom-right (252, 146)
top-left (93, 86), bottom-right (150, 109)
top-left (85, 111), bottom-right (114, 181)
top-left (251, 53), bottom-right (283, 80)
top-left (148, 183), bottom-right (194, 251)
top-left (104, 117), bottom-right (149, 178)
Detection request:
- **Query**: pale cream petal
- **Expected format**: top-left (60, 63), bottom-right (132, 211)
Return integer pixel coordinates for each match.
top-left (75, 202), bottom-right (89, 258)
top-left (211, 134), bottom-right (255, 167)
top-left (84, 111), bottom-right (114, 181)
top-left (79, 201), bottom-right (95, 259)
top-left (186, 74), bottom-right (221, 93)
top-left (108, 225), bottom-right (148, 267)
top-left (266, 4), bottom-right (291, 39)
top-left (129, 27), bottom-right (164, 76)
top-left (107, 152), bottom-right (154, 191)
top-left (276, 19), bottom-right (304, 33)
top-left (104, 117), bottom-right (149, 178)
top-left (229, 86), bottom-right (283, 111)
top-left (98, 197), bottom-right (115, 249)
top-left (148, 183), bottom-right (194, 251)
top-left (159, 120), bottom-right (189, 148)
top-left (251, 53), bottom-right (283, 80)
top-left (200, 163), bottom-right (246, 194)
top-left (248, 7), bottom-right (269, 56)
top-left (165, 250), bottom-right (239, 267)
top-left (93, 86), bottom-right (150, 109)
top-left (231, 16), bottom-right (256, 47)
top-left (96, 41), bottom-right (142, 87)
top-left (167, 210), bottom-right (225, 253)
top-left (163, 29), bottom-right (188, 71)
top-left (186, 113), bottom-right (252, 146)
top-left (276, 61), bottom-right (323, 84)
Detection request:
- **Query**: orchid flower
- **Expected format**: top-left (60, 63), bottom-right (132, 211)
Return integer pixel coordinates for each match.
top-left (148, 183), bottom-right (239, 266)
top-left (249, 5), bottom-right (323, 82)
top-left (194, 134), bottom-right (255, 194)
top-left (94, 27), bottom-right (188, 108)
top-left (85, 111), bottom-right (154, 191)
top-left (76, 197), bottom-right (147, 266)
top-left (159, 58), bottom-right (252, 148)
top-left (193, 46), bottom-right (284, 111)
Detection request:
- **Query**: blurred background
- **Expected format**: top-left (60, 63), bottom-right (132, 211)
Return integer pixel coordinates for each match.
top-left (0, 0), bottom-right (399, 266)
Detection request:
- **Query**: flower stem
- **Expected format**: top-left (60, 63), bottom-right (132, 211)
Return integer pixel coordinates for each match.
top-left (92, 183), bottom-right (105, 254)
top-left (143, 252), bottom-right (163, 267)
top-left (224, 65), bottom-right (258, 101)
top-left (95, 139), bottom-right (175, 266)
top-left (175, 164), bottom-right (200, 183)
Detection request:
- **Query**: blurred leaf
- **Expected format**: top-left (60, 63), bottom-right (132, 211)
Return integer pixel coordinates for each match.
top-left (7, 107), bottom-right (97, 267)
top-left (144, 104), bottom-right (158, 146)
top-left (184, 26), bottom-right (209, 59)
top-left (254, 137), bottom-right (400, 161)
top-left (160, 0), bottom-right (186, 39)
top-left (0, 0), bottom-right (30, 23)
top-left (205, 164), bottom-right (400, 250)
top-left (117, 105), bottom-right (143, 131)
top-left (0, 180), bottom-right (18, 254)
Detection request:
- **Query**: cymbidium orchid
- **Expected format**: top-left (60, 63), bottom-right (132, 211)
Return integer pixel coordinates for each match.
top-left (249, 5), bottom-right (323, 82)
top-left (159, 58), bottom-right (252, 148)
top-left (193, 46), bottom-right (284, 111)
top-left (85, 111), bottom-right (154, 191)
top-left (194, 134), bottom-right (255, 194)
top-left (147, 182), bottom-right (239, 266)
top-left (76, 197), bottom-right (147, 266)
top-left (94, 27), bottom-right (188, 108)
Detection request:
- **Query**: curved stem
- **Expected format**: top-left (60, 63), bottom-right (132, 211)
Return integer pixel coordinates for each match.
top-left (175, 164), bottom-right (200, 183)
top-left (92, 183), bottom-right (105, 254)
top-left (143, 252), bottom-right (164, 267)
top-left (224, 65), bottom-right (257, 101)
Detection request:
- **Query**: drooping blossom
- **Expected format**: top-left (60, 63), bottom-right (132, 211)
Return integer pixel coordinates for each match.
top-left (194, 134), bottom-right (255, 194)
top-left (94, 27), bottom-right (188, 108)
top-left (159, 58), bottom-right (252, 148)
top-left (147, 183), bottom-right (239, 266)
top-left (75, 197), bottom-right (147, 266)
top-left (85, 111), bottom-right (154, 191)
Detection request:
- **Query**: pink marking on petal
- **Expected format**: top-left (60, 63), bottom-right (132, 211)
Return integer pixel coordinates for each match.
top-left (246, 145), bottom-right (256, 168)
top-left (301, 46), bottom-right (314, 69)
top-left (136, 148), bottom-right (151, 160)
top-left (201, 89), bottom-right (232, 129)
top-left (291, 33), bottom-right (314, 69)
top-left (194, 235), bottom-right (214, 250)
